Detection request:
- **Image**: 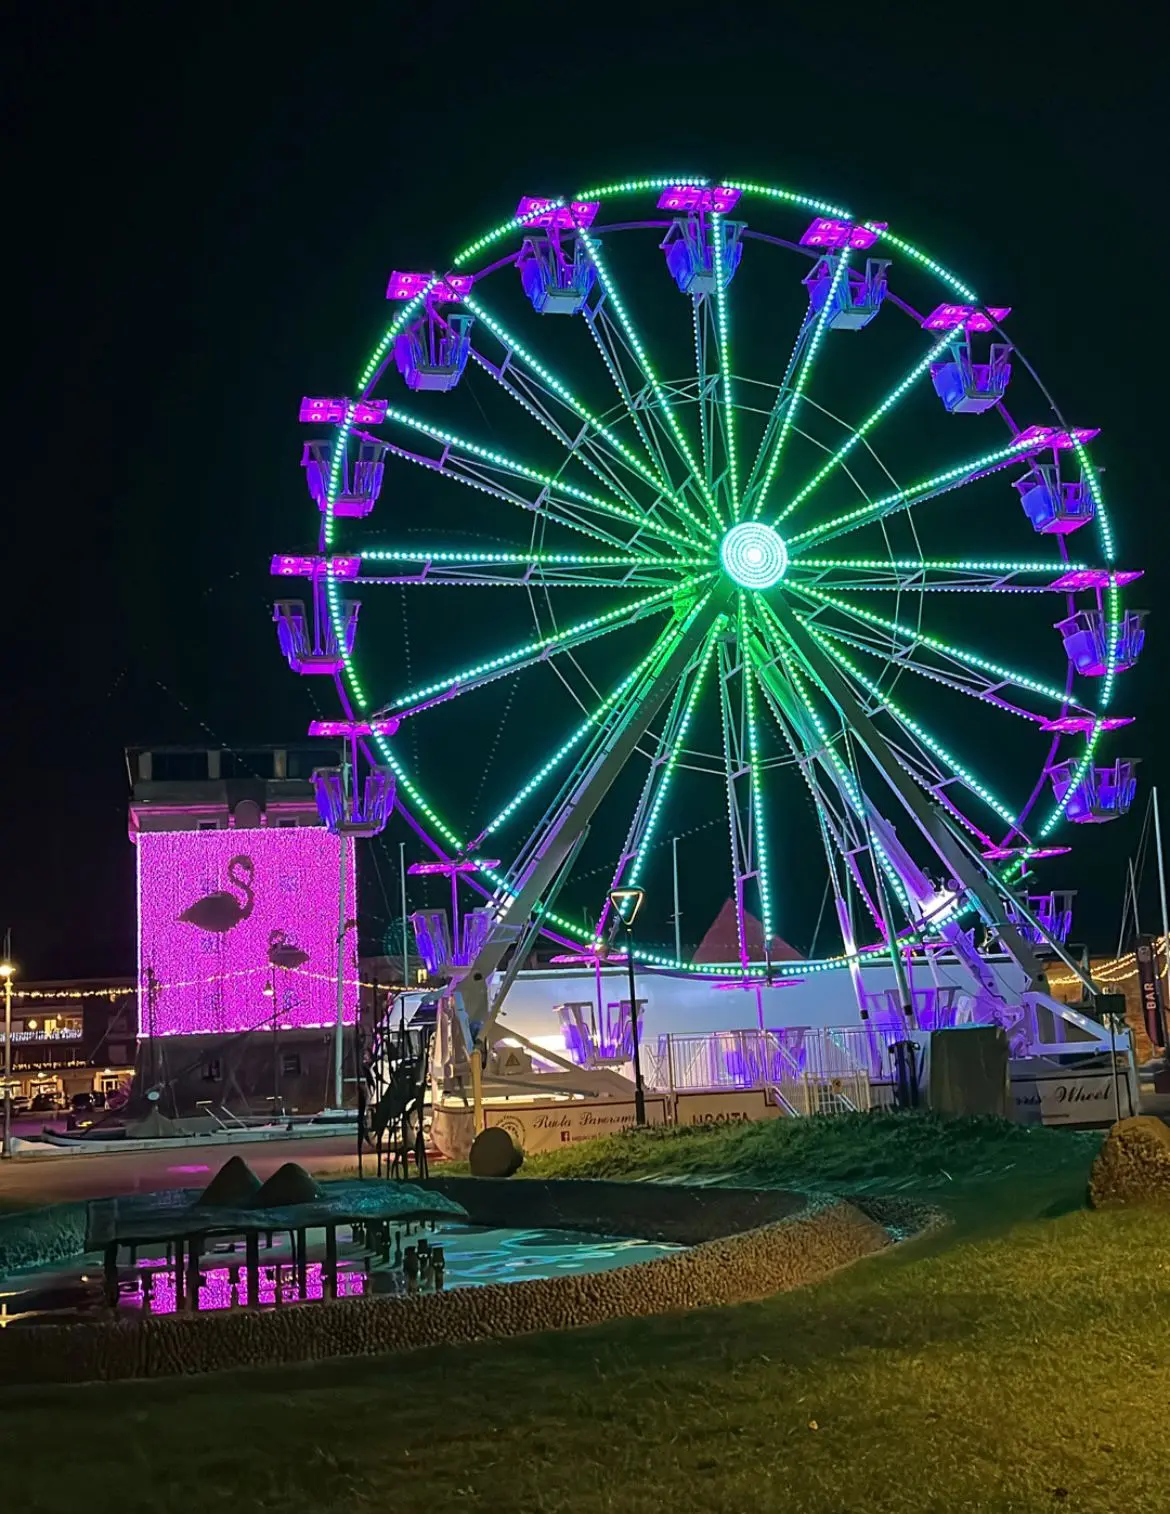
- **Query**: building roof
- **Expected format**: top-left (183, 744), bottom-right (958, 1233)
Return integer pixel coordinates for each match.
top-left (692, 899), bottom-right (804, 964)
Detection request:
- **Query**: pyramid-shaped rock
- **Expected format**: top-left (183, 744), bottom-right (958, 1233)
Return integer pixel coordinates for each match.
top-left (198, 1155), bottom-right (262, 1208)
top-left (250, 1161), bottom-right (323, 1209)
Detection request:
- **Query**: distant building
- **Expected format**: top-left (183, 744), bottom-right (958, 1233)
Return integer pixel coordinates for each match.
top-left (127, 743), bottom-right (362, 1117)
top-left (1, 977), bottom-right (136, 1104)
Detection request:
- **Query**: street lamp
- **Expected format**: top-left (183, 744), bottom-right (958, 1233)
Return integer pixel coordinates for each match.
top-left (608, 887), bottom-right (646, 1127)
top-left (1, 959), bottom-right (16, 1160)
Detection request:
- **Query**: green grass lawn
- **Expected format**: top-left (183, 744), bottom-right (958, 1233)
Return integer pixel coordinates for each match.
top-left (3, 1115), bottom-right (1168, 1513)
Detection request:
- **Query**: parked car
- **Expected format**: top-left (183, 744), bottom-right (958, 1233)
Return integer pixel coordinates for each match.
top-left (70, 1091), bottom-right (94, 1111)
top-left (8, 1094), bottom-right (31, 1114)
top-left (30, 1092), bottom-right (59, 1113)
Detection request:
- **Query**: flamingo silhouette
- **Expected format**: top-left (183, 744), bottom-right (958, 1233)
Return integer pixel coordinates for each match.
top-left (267, 929), bottom-right (310, 970)
top-left (178, 856), bottom-right (255, 933)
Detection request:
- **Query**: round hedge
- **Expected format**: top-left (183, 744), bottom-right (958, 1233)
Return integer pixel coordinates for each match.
top-left (1089, 1115), bottom-right (1170, 1208)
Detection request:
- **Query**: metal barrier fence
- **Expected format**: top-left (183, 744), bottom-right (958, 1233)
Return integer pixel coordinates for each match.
top-left (644, 1026), bottom-right (905, 1117)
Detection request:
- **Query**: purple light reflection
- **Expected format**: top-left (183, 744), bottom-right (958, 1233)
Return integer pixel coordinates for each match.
top-left (270, 554), bottom-right (360, 579)
top-left (921, 303), bottom-right (1011, 331)
top-left (385, 271), bottom-right (473, 302)
top-left (408, 858), bottom-right (498, 876)
top-left (1014, 424), bottom-right (1100, 449)
top-left (515, 197), bottom-right (600, 230)
top-left (123, 1261), bottom-right (367, 1316)
top-left (656, 184), bottom-right (742, 213)
top-left (1049, 568), bottom-right (1142, 591)
top-left (298, 397), bottom-right (387, 425)
top-left (308, 718), bottom-right (399, 738)
top-left (1039, 714), bottom-right (1133, 733)
top-left (800, 218), bottom-right (886, 249)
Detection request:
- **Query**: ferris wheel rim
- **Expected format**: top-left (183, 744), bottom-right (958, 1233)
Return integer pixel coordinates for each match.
top-left (294, 172), bottom-right (1134, 977)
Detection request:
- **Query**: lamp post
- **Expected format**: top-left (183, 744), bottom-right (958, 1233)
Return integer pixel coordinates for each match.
top-left (264, 970), bottom-right (280, 1118)
top-left (608, 887), bottom-right (646, 1127)
top-left (1, 956), bottom-right (15, 1160)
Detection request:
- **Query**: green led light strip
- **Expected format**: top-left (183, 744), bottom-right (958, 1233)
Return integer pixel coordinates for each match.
top-left (578, 231), bottom-right (721, 526)
top-left (380, 404), bottom-right (702, 552)
top-left (478, 635), bottom-right (674, 838)
top-left (788, 432), bottom-right (1045, 549)
top-left (808, 625), bottom-right (1019, 827)
top-left (751, 251), bottom-right (851, 523)
top-left (795, 556), bottom-right (1087, 575)
top-left (361, 548), bottom-right (707, 568)
top-left (709, 213), bottom-right (740, 516)
top-left (389, 579), bottom-right (705, 709)
top-left (629, 629), bottom-right (719, 886)
top-left (795, 583), bottom-right (1072, 705)
top-left (773, 327), bottom-right (968, 528)
top-left (741, 599), bottom-right (774, 940)
top-left (465, 294), bottom-right (714, 541)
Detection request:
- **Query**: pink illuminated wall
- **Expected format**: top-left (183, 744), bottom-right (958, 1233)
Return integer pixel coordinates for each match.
top-left (137, 827), bottom-right (357, 1036)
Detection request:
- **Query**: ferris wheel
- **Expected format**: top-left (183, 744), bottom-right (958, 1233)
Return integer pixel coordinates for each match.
top-left (273, 172), bottom-right (1142, 1035)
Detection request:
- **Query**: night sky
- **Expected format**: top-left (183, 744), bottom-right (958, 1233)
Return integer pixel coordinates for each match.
top-left (6, 2), bottom-right (1165, 980)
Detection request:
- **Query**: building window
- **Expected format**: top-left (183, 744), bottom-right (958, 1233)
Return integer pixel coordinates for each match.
top-left (276, 818), bottom-right (298, 828)
top-left (197, 820), bottom-right (220, 831)
top-left (281, 1052), bottom-right (302, 1077)
top-left (201, 1059), bottom-right (222, 1082)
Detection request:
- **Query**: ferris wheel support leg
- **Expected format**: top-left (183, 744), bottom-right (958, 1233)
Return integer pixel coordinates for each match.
top-left (450, 592), bottom-right (725, 1047)
top-left (764, 595), bottom-right (1050, 994)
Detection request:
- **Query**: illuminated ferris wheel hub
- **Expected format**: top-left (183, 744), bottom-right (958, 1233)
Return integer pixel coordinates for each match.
top-left (720, 522), bottom-right (789, 590)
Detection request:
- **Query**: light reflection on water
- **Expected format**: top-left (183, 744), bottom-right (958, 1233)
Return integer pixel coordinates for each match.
top-left (0, 1223), bottom-right (681, 1326)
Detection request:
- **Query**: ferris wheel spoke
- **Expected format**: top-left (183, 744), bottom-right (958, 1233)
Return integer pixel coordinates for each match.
top-left (470, 626), bottom-right (682, 849)
top-left (746, 621), bottom-right (893, 936)
top-left (708, 212), bottom-right (741, 517)
top-left (790, 557), bottom-right (1090, 594)
top-left (772, 325), bottom-right (969, 528)
top-left (761, 594), bottom-right (1049, 980)
top-left (379, 578), bottom-right (710, 722)
top-left (748, 252), bottom-right (851, 524)
top-left (791, 581), bottom-right (1078, 711)
top-left (381, 439), bottom-right (662, 555)
top-left (577, 230), bottom-right (722, 528)
top-left (463, 300), bottom-right (708, 544)
top-left (464, 294), bottom-right (672, 496)
top-left (742, 309), bottom-right (815, 511)
top-left (740, 599), bottom-right (775, 943)
top-left (693, 299), bottom-right (712, 493)
top-left (806, 623), bottom-right (1021, 837)
top-left (597, 625), bottom-right (720, 938)
top-left (803, 616), bottom-right (1066, 728)
top-left (716, 625), bottom-right (755, 967)
top-left (357, 547), bottom-right (706, 589)
top-left (374, 408), bottom-right (700, 555)
top-left (787, 432), bottom-right (1045, 553)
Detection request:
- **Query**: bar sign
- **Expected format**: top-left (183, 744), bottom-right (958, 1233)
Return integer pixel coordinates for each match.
top-left (1136, 935), bottom-right (1166, 1047)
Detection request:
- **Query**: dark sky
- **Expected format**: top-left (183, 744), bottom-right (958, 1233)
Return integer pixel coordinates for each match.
top-left (6, 1), bottom-right (1165, 979)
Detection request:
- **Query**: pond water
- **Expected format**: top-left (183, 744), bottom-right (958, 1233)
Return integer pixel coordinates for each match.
top-left (0, 1222), bottom-right (682, 1327)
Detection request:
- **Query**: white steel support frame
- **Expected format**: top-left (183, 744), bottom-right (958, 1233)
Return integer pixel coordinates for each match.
top-left (446, 589), bottom-right (725, 1062)
top-left (760, 595), bottom-right (1104, 1025)
top-left (715, 627), bottom-right (765, 971)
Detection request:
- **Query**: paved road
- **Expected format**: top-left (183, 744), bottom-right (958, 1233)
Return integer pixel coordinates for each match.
top-left (0, 1136), bottom-right (361, 1207)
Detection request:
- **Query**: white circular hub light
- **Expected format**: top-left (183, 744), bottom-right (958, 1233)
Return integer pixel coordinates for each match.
top-left (720, 522), bottom-right (789, 590)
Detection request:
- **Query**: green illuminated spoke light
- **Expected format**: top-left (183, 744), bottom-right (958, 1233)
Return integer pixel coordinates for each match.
top-left (281, 171), bottom-right (1132, 991)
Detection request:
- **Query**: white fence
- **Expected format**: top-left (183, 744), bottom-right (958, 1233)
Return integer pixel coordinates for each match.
top-left (642, 1026), bottom-right (901, 1117)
